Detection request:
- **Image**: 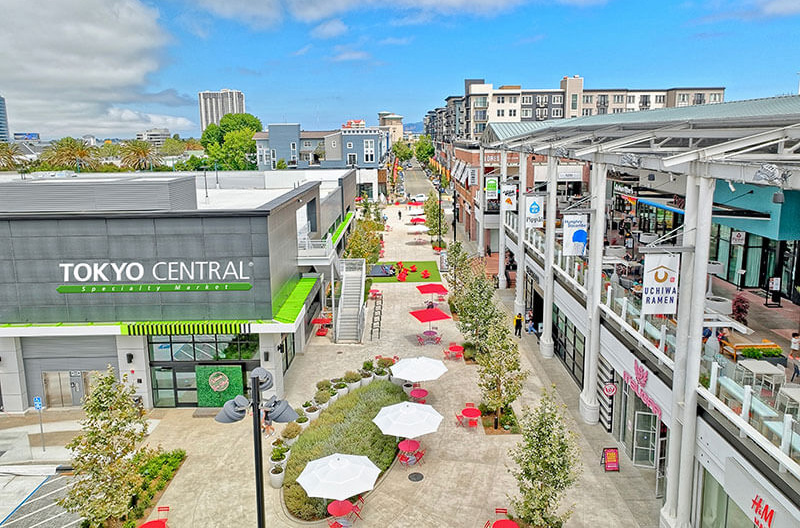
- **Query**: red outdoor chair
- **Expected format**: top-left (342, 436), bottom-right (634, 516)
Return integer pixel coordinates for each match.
top-left (416, 335), bottom-right (426, 346)
top-left (468, 419), bottom-right (479, 430)
top-left (496, 508), bottom-right (508, 517)
top-left (351, 503), bottom-right (364, 521)
top-left (465, 402), bottom-right (475, 408)
top-left (483, 521), bottom-right (491, 528)
top-left (416, 399), bottom-right (426, 404)
top-left (454, 351), bottom-right (463, 360)
top-left (433, 336), bottom-right (442, 345)
top-left (329, 521), bottom-right (344, 528)
top-left (357, 494), bottom-right (365, 505)
top-left (455, 414), bottom-right (464, 427)
top-left (157, 506), bottom-right (170, 520)
top-left (413, 449), bottom-right (426, 465)
top-left (443, 349), bottom-right (451, 360)
top-left (398, 453), bottom-right (411, 467)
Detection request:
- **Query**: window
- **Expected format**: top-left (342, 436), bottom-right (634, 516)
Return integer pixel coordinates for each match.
top-left (522, 95), bottom-right (533, 105)
top-left (536, 95), bottom-right (548, 105)
top-left (613, 94), bottom-right (625, 104)
top-left (551, 108), bottom-right (563, 118)
top-left (270, 149), bottom-right (276, 160)
top-left (347, 142), bottom-right (353, 149)
top-left (331, 140), bottom-right (337, 148)
top-left (347, 153), bottom-right (357, 165)
top-left (535, 107), bottom-right (548, 119)
top-left (521, 108), bottom-right (533, 118)
top-left (640, 95), bottom-right (651, 106)
top-left (678, 93), bottom-right (689, 104)
top-left (583, 94), bottom-right (593, 104)
top-left (474, 110), bottom-right (487, 121)
top-left (303, 140), bottom-right (312, 147)
top-left (694, 93), bottom-right (706, 105)
top-left (613, 108), bottom-right (624, 114)
top-left (710, 92), bottom-right (722, 103)
top-left (497, 109), bottom-right (505, 117)
top-left (473, 96), bottom-right (488, 107)
top-left (627, 95), bottom-right (636, 104)
top-left (508, 109), bottom-right (517, 117)
top-left (597, 94), bottom-right (608, 105)
top-left (475, 123), bottom-right (486, 133)
top-left (655, 94), bottom-right (665, 103)
top-left (571, 94), bottom-right (578, 110)
top-left (496, 96), bottom-right (505, 103)
top-left (364, 139), bottom-right (375, 163)
top-left (582, 108), bottom-right (593, 116)
top-left (290, 142), bottom-right (297, 151)
top-left (552, 95), bottom-right (563, 104)
top-left (509, 96), bottom-right (518, 103)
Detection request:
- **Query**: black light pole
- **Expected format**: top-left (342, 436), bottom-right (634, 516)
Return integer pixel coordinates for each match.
top-left (216, 368), bottom-right (298, 528)
top-left (452, 186), bottom-right (457, 243)
top-left (438, 185), bottom-right (442, 248)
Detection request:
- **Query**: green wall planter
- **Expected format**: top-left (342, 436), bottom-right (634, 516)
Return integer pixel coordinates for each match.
top-left (196, 365), bottom-right (244, 407)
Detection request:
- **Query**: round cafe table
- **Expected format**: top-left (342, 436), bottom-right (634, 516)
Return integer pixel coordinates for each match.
top-left (462, 407), bottom-right (481, 419)
top-left (398, 439), bottom-right (420, 453)
top-left (423, 330), bottom-right (438, 337)
top-left (493, 520), bottom-right (519, 528)
top-left (327, 500), bottom-right (354, 518)
top-left (409, 388), bottom-right (428, 400)
top-left (448, 344), bottom-right (463, 353)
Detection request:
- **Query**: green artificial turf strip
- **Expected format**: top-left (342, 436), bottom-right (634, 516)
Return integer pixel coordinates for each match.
top-left (370, 261), bottom-right (441, 283)
top-left (273, 277), bottom-right (317, 323)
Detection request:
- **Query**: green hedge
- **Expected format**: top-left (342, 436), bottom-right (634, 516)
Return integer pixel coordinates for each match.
top-left (122, 448), bottom-right (186, 527)
top-left (283, 380), bottom-right (408, 521)
top-left (740, 346), bottom-right (782, 359)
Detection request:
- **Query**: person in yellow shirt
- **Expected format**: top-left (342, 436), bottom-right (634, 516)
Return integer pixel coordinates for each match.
top-left (513, 313), bottom-right (523, 338)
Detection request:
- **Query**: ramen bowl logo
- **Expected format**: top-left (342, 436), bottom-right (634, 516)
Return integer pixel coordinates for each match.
top-left (649, 264), bottom-right (676, 283)
top-left (209, 371), bottom-right (230, 392)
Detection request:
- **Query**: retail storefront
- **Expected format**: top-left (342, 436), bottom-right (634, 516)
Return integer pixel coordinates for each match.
top-left (552, 304), bottom-right (585, 388)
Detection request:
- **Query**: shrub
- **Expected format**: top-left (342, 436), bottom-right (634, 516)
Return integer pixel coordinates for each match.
top-left (343, 371), bottom-right (362, 384)
top-left (360, 370), bottom-right (372, 379)
top-left (270, 465), bottom-right (283, 475)
top-left (306, 406), bottom-right (318, 414)
top-left (374, 368), bottom-right (387, 376)
top-left (334, 382), bottom-right (347, 389)
top-left (283, 380), bottom-right (408, 521)
top-left (377, 357), bottom-right (395, 369)
top-left (296, 416), bottom-right (309, 424)
top-left (282, 422), bottom-right (302, 440)
top-left (740, 347), bottom-right (782, 359)
top-left (271, 446), bottom-right (288, 461)
top-left (362, 360), bottom-right (374, 371)
top-left (316, 380), bottom-right (331, 391)
top-left (314, 390), bottom-right (331, 404)
top-left (731, 293), bottom-right (750, 325)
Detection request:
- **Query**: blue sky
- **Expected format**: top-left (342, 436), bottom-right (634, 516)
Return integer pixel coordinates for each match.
top-left (2, 0), bottom-right (799, 137)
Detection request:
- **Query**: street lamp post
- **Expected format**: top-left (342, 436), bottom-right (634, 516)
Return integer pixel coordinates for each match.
top-left (452, 186), bottom-right (457, 243)
top-left (215, 367), bottom-right (298, 528)
top-left (438, 185), bottom-right (443, 248)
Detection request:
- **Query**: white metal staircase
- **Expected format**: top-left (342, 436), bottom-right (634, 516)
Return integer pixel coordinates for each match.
top-left (336, 258), bottom-right (366, 343)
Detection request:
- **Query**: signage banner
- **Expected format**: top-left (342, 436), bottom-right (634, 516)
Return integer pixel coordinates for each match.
top-left (602, 448), bottom-right (619, 472)
top-left (468, 168), bottom-right (478, 186)
top-left (562, 215), bottom-right (588, 256)
top-left (642, 254), bottom-right (680, 315)
top-left (731, 231), bottom-right (746, 245)
top-left (725, 458), bottom-right (794, 528)
top-left (525, 196), bottom-right (544, 228)
top-left (485, 177), bottom-right (499, 200)
top-left (500, 184), bottom-right (517, 211)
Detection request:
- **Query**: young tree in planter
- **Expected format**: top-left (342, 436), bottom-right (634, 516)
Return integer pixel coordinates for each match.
top-left (508, 388), bottom-right (581, 528)
top-left (444, 241), bottom-right (475, 313)
top-left (423, 190), bottom-right (448, 243)
top-left (456, 272), bottom-right (504, 351)
top-left (476, 322), bottom-right (529, 422)
top-left (343, 220), bottom-right (381, 264)
top-left (59, 366), bottom-right (148, 527)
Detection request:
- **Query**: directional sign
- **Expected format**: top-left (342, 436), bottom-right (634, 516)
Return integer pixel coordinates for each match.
top-left (33, 396), bottom-right (43, 410)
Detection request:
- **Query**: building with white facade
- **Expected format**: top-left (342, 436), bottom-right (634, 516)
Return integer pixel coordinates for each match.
top-left (198, 88), bottom-right (246, 132)
top-left (135, 128), bottom-right (170, 148)
top-left (0, 96), bottom-right (9, 143)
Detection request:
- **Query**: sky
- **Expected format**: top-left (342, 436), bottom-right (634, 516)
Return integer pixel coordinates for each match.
top-left (1, 0), bottom-right (799, 139)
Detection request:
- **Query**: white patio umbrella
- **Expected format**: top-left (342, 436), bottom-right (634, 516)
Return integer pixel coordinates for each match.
top-left (372, 402), bottom-right (443, 438)
top-left (407, 225), bottom-right (429, 234)
top-left (408, 209), bottom-right (425, 216)
top-left (390, 356), bottom-right (447, 383)
top-left (296, 453), bottom-right (380, 501)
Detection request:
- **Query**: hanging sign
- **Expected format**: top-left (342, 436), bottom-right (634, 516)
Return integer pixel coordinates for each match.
top-left (500, 184), bottom-right (517, 211)
top-left (562, 214), bottom-right (588, 256)
top-left (485, 177), bottom-right (499, 199)
top-left (642, 254), bottom-right (680, 315)
top-left (525, 196), bottom-right (544, 228)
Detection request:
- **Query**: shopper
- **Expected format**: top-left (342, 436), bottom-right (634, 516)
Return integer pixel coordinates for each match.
top-left (398, 210), bottom-right (402, 220)
top-left (525, 310), bottom-right (534, 334)
top-left (791, 332), bottom-right (800, 360)
top-left (513, 313), bottom-right (523, 338)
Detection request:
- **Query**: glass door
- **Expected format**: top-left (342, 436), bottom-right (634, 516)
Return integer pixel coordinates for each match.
top-left (655, 422), bottom-right (668, 499)
top-left (633, 410), bottom-right (657, 467)
top-left (151, 366), bottom-right (197, 407)
top-left (152, 367), bottom-right (176, 407)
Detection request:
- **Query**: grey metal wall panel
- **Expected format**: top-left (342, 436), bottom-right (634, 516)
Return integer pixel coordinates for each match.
top-left (21, 336), bottom-right (116, 359)
top-left (320, 190), bottom-right (342, 233)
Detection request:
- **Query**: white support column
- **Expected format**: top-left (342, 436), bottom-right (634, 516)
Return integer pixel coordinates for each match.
top-left (0, 337), bottom-right (27, 413)
top-left (330, 262), bottom-right (336, 317)
top-left (115, 336), bottom-right (151, 409)
top-left (661, 174), bottom-right (698, 528)
top-left (259, 333), bottom-right (284, 399)
top-left (539, 154), bottom-right (558, 359)
top-left (676, 175), bottom-right (715, 528)
top-left (579, 161), bottom-right (606, 424)
top-left (498, 149), bottom-right (508, 289)
top-left (514, 152), bottom-right (527, 316)
top-left (478, 147), bottom-right (486, 256)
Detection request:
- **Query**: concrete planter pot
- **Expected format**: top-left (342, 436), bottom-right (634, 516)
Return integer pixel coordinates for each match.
top-left (269, 456), bottom-right (287, 470)
top-left (283, 436), bottom-right (297, 447)
top-left (762, 355), bottom-right (788, 368)
top-left (374, 372), bottom-right (389, 382)
top-left (269, 468), bottom-right (285, 489)
top-left (705, 296), bottom-right (733, 315)
top-left (315, 399), bottom-right (329, 410)
top-left (335, 385), bottom-right (349, 397)
top-left (360, 373), bottom-right (374, 387)
top-left (328, 392), bottom-right (339, 403)
top-left (305, 408), bottom-right (320, 421)
top-left (346, 381), bottom-right (361, 392)
top-left (403, 383), bottom-right (414, 396)
top-left (296, 418), bottom-right (310, 430)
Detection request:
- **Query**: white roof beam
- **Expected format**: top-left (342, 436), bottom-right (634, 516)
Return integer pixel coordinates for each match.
top-left (662, 123), bottom-right (800, 167)
top-left (573, 124), bottom-right (689, 157)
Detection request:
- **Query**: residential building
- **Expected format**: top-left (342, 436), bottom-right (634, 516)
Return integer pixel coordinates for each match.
top-left (378, 111), bottom-right (404, 147)
top-left (0, 169), bottom-right (359, 412)
top-left (198, 88), bottom-right (246, 132)
top-left (0, 96), bottom-right (9, 143)
top-left (135, 128), bottom-right (170, 148)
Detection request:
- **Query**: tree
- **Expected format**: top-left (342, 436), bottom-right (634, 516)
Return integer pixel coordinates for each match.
top-left (219, 113), bottom-right (263, 135)
top-left (160, 137), bottom-right (187, 156)
top-left (173, 154), bottom-right (208, 171)
top-left (207, 128), bottom-right (257, 170)
top-left (184, 138), bottom-right (203, 151)
top-left (392, 141), bottom-right (412, 162)
top-left (41, 137), bottom-right (99, 172)
top-left (456, 272), bottom-right (504, 351)
top-left (120, 140), bottom-right (163, 171)
top-left (200, 123), bottom-right (223, 150)
top-left (415, 135), bottom-right (434, 165)
top-left (343, 219), bottom-right (382, 264)
top-left (97, 142), bottom-right (121, 159)
top-left (276, 158), bottom-right (288, 170)
top-left (0, 142), bottom-right (23, 170)
top-left (59, 367), bottom-right (148, 527)
top-left (444, 241), bottom-right (476, 312)
top-left (476, 322), bottom-right (528, 421)
top-left (509, 388), bottom-right (581, 528)
top-left (423, 190), bottom-right (448, 243)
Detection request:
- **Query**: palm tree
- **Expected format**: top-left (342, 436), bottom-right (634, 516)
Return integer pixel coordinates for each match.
top-left (42, 137), bottom-right (99, 172)
top-left (0, 142), bottom-right (23, 170)
top-left (120, 140), bottom-right (163, 171)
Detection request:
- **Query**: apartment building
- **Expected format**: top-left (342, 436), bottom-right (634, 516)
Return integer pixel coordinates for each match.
top-left (198, 88), bottom-right (246, 132)
top-left (0, 96), bottom-right (9, 143)
top-left (135, 128), bottom-right (171, 148)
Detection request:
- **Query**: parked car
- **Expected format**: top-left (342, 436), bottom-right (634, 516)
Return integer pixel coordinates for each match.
top-left (413, 193), bottom-right (427, 202)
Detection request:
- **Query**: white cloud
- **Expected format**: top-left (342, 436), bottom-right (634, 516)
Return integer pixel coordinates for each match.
top-left (330, 46), bottom-right (370, 61)
top-left (0, 0), bottom-right (195, 137)
top-left (293, 44), bottom-right (313, 55)
top-left (311, 18), bottom-right (348, 38)
top-left (193, 0), bottom-right (283, 28)
top-left (379, 36), bottom-right (414, 45)
top-left (756, 0), bottom-right (800, 15)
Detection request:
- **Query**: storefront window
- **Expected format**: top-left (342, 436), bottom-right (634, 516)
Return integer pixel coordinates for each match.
top-left (148, 334), bottom-right (260, 362)
top-left (552, 305), bottom-right (585, 388)
top-left (699, 469), bottom-right (753, 528)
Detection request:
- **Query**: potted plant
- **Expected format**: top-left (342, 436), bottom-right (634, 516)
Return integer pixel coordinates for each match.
top-left (328, 387), bottom-right (339, 403)
top-left (314, 389), bottom-right (331, 409)
top-left (360, 369), bottom-right (374, 387)
top-left (301, 400), bottom-right (313, 411)
top-left (270, 446), bottom-right (288, 468)
top-left (305, 405), bottom-right (320, 420)
top-left (334, 382), bottom-right (348, 396)
top-left (377, 357), bottom-right (395, 369)
top-left (374, 367), bottom-right (389, 381)
top-left (269, 465), bottom-right (285, 488)
top-left (331, 377), bottom-right (342, 384)
top-left (281, 422), bottom-right (301, 447)
top-left (316, 379), bottom-right (332, 391)
top-left (362, 360), bottom-right (374, 372)
top-left (271, 437), bottom-right (284, 450)
top-left (296, 415), bottom-right (310, 430)
top-left (402, 382), bottom-right (414, 396)
top-left (344, 371), bottom-right (362, 392)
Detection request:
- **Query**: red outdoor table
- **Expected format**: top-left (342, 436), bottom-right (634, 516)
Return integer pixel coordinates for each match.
top-left (409, 388), bottom-right (428, 399)
top-left (423, 330), bottom-right (438, 337)
top-left (311, 318), bottom-right (332, 325)
top-left (398, 439), bottom-right (420, 453)
top-left (448, 345), bottom-right (464, 353)
top-left (493, 520), bottom-right (519, 528)
top-left (327, 500), bottom-right (354, 518)
top-left (462, 407), bottom-right (481, 419)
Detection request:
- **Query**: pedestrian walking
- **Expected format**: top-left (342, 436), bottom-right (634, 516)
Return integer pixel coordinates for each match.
top-left (791, 332), bottom-right (800, 360)
top-left (514, 313), bottom-right (523, 338)
top-left (398, 210), bottom-right (402, 220)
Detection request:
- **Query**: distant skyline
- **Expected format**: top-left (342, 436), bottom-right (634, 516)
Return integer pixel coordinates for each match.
top-left (2, 0), bottom-right (799, 138)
